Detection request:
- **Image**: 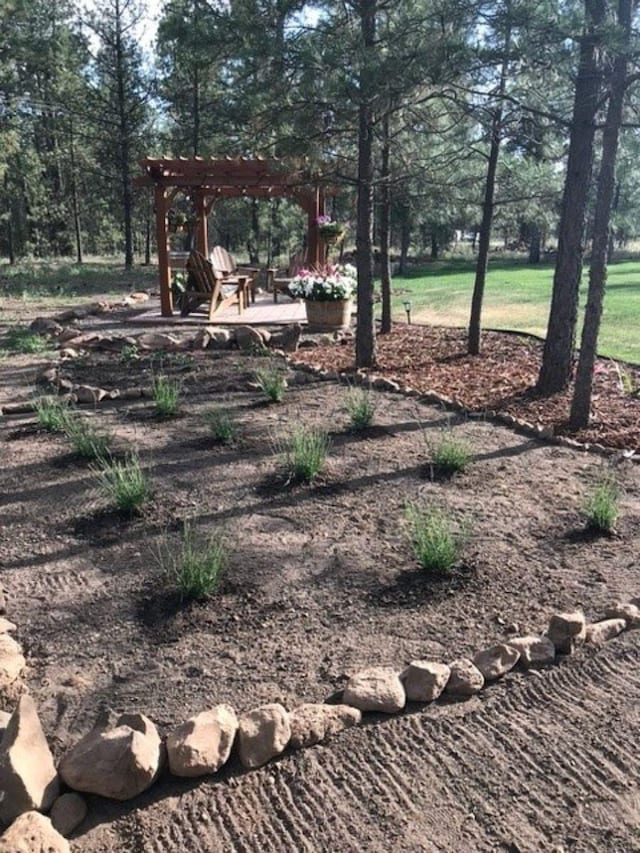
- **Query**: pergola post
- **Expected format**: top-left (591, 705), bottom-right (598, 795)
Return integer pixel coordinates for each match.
top-left (154, 185), bottom-right (172, 316)
top-left (307, 185), bottom-right (326, 268)
top-left (194, 189), bottom-right (208, 256)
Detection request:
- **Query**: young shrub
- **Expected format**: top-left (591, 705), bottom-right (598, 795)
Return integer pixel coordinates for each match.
top-left (406, 504), bottom-right (466, 573)
top-left (95, 454), bottom-right (150, 515)
top-left (431, 432), bottom-right (472, 474)
top-left (279, 424), bottom-right (331, 483)
top-left (254, 364), bottom-right (287, 403)
top-left (152, 373), bottom-right (181, 417)
top-left (3, 326), bottom-right (49, 354)
top-left (205, 407), bottom-right (238, 445)
top-left (63, 415), bottom-right (112, 461)
top-left (160, 522), bottom-right (228, 601)
top-left (583, 477), bottom-right (619, 533)
top-left (344, 386), bottom-right (376, 431)
top-left (33, 396), bottom-right (73, 433)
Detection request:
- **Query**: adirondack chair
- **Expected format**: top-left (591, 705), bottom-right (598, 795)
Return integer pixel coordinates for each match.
top-left (178, 250), bottom-right (248, 320)
top-left (266, 249), bottom-right (307, 303)
top-left (210, 246), bottom-right (259, 304)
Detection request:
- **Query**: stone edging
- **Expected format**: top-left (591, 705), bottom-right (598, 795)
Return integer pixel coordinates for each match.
top-left (0, 597), bottom-right (638, 849)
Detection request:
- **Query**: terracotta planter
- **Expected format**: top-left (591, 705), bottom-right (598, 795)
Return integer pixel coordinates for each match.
top-left (305, 298), bottom-right (352, 332)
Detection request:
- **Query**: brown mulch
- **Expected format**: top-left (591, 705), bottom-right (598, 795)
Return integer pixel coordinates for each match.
top-left (291, 325), bottom-right (640, 452)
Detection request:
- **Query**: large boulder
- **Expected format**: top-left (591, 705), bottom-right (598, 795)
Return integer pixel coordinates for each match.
top-left (49, 793), bottom-right (87, 838)
top-left (507, 635), bottom-right (556, 668)
top-left (0, 696), bottom-right (60, 825)
top-left (59, 712), bottom-right (162, 800)
top-left (444, 659), bottom-right (484, 697)
top-left (137, 332), bottom-right (183, 352)
top-left (342, 667), bottom-right (406, 714)
top-left (269, 323), bottom-right (302, 353)
top-left (289, 704), bottom-right (361, 750)
top-left (401, 661), bottom-right (451, 703)
top-left (585, 618), bottom-right (626, 646)
top-left (167, 705), bottom-right (238, 778)
top-left (0, 812), bottom-right (69, 853)
top-left (546, 610), bottom-right (586, 654)
top-left (237, 704), bottom-right (291, 769)
top-left (473, 644), bottom-right (520, 681)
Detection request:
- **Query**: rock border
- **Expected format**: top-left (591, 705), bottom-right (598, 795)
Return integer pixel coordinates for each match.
top-left (0, 595), bottom-right (638, 846)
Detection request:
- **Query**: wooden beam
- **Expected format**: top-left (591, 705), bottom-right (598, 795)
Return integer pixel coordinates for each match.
top-left (154, 185), bottom-right (172, 316)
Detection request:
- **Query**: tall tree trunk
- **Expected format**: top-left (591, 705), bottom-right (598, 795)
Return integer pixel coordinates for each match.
top-left (69, 119), bottom-right (83, 265)
top-left (355, 0), bottom-right (377, 367)
top-left (192, 66), bottom-right (200, 157)
top-left (379, 112), bottom-right (392, 335)
top-left (537, 0), bottom-right (607, 394)
top-left (528, 225), bottom-right (541, 263)
top-left (115, 0), bottom-right (134, 269)
top-left (468, 3), bottom-right (511, 356)
top-left (570, 0), bottom-right (632, 429)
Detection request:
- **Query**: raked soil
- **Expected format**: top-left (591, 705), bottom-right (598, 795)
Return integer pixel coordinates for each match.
top-left (0, 302), bottom-right (639, 851)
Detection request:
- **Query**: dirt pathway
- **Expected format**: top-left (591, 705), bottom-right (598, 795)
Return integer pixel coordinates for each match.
top-left (79, 630), bottom-right (640, 853)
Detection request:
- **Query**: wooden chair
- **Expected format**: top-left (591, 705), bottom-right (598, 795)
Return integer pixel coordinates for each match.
top-left (210, 246), bottom-right (259, 304)
top-left (179, 250), bottom-right (248, 321)
top-left (266, 249), bottom-right (307, 303)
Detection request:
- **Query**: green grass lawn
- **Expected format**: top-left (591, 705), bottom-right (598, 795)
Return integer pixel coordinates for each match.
top-left (388, 257), bottom-right (640, 364)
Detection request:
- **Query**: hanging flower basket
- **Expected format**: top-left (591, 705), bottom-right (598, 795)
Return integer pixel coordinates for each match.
top-left (316, 216), bottom-right (347, 246)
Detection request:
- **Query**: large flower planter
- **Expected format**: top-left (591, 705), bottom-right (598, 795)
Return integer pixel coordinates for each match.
top-left (304, 298), bottom-right (353, 332)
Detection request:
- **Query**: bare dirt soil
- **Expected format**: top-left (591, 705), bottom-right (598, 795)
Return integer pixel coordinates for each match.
top-left (0, 302), bottom-right (639, 852)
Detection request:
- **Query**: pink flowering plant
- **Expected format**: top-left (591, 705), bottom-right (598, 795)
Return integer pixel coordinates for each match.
top-left (288, 263), bottom-right (357, 302)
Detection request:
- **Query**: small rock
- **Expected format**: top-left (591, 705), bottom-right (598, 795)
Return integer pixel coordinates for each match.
top-left (207, 327), bottom-right (233, 349)
top-left (73, 385), bottom-right (108, 404)
top-left (127, 291), bottom-right (150, 303)
top-left (235, 325), bottom-right (265, 352)
top-left (0, 589), bottom-right (6, 614)
top-left (585, 618), bottom-right (626, 646)
top-left (0, 618), bottom-right (16, 633)
top-left (58, 348), bottom-right (80, 360)
top-left (2, 402), bottom-right (35, 415)
top-left (59, 712), bottom-right (162, 800)
top-left (507, 635), bottom-right (556, 668)
top-left (473, 644), bottom-right (520, 681)
top-left (35, 367), bottom-right (59, 388)
top-left (167, 705), bottom-right (238, 778)
top-left (237, 703), bottom-right (291, 769)
top-left (546, 610), bottom-right (587, 654)
top-left (0, 811), bottom-right (69, 853)
top-left (49, 792), bottom-right (87, 837)
top-left (342, 666), bottom-right (406, 714)
top-left (137, 332), bottom-right (182, 351)
top-left (29, 318), bottom-right (63, 336)
top-left (56, 327), bottom-right (81, 343)
top-left (0, 695), bottom-right (60, 824)
top-left (269, 323), bottom-right (302, 352)
top-left (120, 387), bottom-right (145, 400)
top-left (289, 704), bottom-right (361, 749)
top-left (604, 602), bottom-right (640, 628)
top-left (0, 634), bottom-right (25, 687)
top-left (401, 661), bottom-right (451, 702)
top-left (445, 659), bottom-right (484, 696)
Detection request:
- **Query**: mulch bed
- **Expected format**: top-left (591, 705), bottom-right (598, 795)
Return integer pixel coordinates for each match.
top-left (291, 325), bottom-right (640, 452)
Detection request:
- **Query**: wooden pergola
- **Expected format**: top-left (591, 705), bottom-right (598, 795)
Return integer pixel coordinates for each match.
top-left (136, 157), bottom-right (329, 316)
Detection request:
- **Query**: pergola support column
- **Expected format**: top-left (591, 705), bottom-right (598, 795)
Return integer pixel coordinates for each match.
top-left (154, 185), bottom-right (172, 316)
top-left (194, 189), bottom-right (208, 256)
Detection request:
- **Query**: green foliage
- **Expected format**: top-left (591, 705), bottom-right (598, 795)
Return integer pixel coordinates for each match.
top-left (431, 432), bottom-right (472, 473)
top-left (344, 386), bottom-right (376, 430)
top-left (119, 343), bottom-right (140, 365)
top-left (278, 425), bottom-right (331, 483)
top-left (583, 477), bottom-right (619, 533)
top-left (33, 396), bottom-right (73, 432)
top-left (95, 454), bottom-right (150, 515)
top-left (205, 407), bottom-right (238, 444)
top-left (254, 364), bottom-right (287, 403)
top-left (63, 415), bottom-right (112, 461)
top-left (2, 327), bottom-right (48, 354)
top-left (406, 504), bottom-right (466, 573)
top-left (152, 374), bottom-right (181, 418)
top-left (159, 522), bottom-right (228, 601)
